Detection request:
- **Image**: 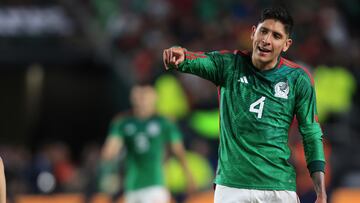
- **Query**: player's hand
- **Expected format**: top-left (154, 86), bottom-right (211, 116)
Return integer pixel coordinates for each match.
top-left (185, 175), bottom-right (196, 195)
top-left (315, 195), bottom-right (327, 203)
top-left (163, 47), bottom-right (185, 70)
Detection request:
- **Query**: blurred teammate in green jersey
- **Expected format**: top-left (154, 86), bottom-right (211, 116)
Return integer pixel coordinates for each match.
top-left (101, 84), bottom-right (194, 203)
top-left (163, 7), bottom-right (326, 203)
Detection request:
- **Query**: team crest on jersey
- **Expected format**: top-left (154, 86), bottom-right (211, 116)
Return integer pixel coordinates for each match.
top-left (274, 81), bottom-right (289, 99)
top-left (124, 123), bottom-right (136, 136)
top-left (147, 121), bottom-right (160, 137)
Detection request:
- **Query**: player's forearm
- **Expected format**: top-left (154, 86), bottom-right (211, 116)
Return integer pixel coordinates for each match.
top-left (101, 137), bottom-right (122, 161)
top-left (164, 46), bottom-right (222, 84)
top-left (0, 158), bottom-right (6, 203)
top-left (177, 51), bottom-right (222, 84)
top-left (0, 178), bottom-right (5, 203)
top-left (172, 144), bottom-right (189, 175)
top-left (178, 155), bottom-right (192, 180)
top-left (311, 171), bottom-right (327, 199)
top-left (177, 152), bottom-right (196, 194)
top-left (178, 52), bottom-right (210, 72)
top-left (171, 143), bottom-right (194, 183)
top-left (299, 125), bottom-right (326, 170)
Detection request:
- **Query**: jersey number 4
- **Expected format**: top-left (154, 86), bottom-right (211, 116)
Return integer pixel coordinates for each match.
top-left (135, 133), bottom-right (150, 153)
top-left (249, 96), bottom-right (266, 118)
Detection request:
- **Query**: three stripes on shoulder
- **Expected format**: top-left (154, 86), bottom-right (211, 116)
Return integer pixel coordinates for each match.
top-left (238, 76), bottom-right (248, 84)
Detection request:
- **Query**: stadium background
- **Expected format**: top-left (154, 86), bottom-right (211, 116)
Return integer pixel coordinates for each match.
top-left (0, 0), bottom-right (359, 202)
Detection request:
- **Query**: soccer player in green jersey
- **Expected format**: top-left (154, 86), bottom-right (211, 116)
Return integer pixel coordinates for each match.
top-left (101, 84), bottom-right (194, 203)
top-left (163, 7), bottom-right (326, 203)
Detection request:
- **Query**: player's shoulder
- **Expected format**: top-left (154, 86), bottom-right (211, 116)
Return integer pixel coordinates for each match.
top-left (151, 115), bottom-right (178, 127)
top-left (213, 49), bottom-right (250, 57)
top-left (152, 115), bottom-right (171, 123)
top-left (280, 57), bottom-right (315, 85)
top-left (111, 111), bottom-right (132, 124)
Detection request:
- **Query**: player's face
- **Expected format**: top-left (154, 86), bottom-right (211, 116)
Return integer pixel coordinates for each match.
top-left (131, 86), bottom-right (157, 117)
top-left (251, 19), bottom-right (292, 69)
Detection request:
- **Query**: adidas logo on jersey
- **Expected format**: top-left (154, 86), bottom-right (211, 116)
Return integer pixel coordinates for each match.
top-left (238, 76), bottom-right (248, 84)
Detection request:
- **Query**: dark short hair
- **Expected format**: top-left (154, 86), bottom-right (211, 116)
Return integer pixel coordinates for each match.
top-left (259, 7), bottom-right (294, 36)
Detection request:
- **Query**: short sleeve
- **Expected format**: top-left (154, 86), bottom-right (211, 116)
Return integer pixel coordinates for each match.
top-left (164, 119), bottom-right (182, 143)
top-left (108, 118), bottom-right (124, 138)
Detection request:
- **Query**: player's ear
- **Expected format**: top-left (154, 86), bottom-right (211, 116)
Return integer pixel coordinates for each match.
top-left (282, 38), bottom-right (292, 52)
top-left (250, 25), bottom-right (257, 40)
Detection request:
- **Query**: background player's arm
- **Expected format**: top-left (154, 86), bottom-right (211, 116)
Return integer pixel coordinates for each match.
top-left (0, 157), bottom-right (6, 203)
top-left (163, 47), bottom-right (226, 85)
top-left (170, 142), bottom-right (196, 194)
top-left (102, 116), bottom-right (124, 161)
top-left (165, 119), bottom-right (196, 194)
top-left (101, 136), bottom-right (123, 161)
top-left (295, 73), bottom-right (326, 202)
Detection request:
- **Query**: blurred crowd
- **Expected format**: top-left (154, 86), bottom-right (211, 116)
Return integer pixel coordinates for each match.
top-left (0, 0), bottom-right (360, 202)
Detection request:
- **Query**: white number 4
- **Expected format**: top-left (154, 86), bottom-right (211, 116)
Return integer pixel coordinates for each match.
top-left (249, 96), bottom-right (266, 118)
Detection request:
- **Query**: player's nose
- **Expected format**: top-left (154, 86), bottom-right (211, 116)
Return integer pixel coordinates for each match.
top-left (261, 33), bottom-right (271, 44)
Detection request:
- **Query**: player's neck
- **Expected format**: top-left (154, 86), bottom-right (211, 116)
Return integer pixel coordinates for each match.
top-left (251, 56), bottom-right (278, 71)
top-left (134, 109), bottom-right (155, 120)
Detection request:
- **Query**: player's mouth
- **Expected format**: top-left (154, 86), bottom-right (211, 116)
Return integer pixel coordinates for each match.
top-left (257, 46), bottom-right (272, 56)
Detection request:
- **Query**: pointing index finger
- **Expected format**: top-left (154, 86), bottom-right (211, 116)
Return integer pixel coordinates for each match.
top-left (163, 49), bottom-right (169, 70)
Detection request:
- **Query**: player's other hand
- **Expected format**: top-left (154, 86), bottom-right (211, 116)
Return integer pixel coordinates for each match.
top-left (315, 196), bottom-right (327, 203)
top-left (163, 47), bottom-right (185, 70)
top-left (185, 175), bottom-right (196, 196)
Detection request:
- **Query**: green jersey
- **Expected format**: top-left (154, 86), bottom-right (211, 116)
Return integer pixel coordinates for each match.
top-left (177, 50), bottom-right (325, 191)
top-left (109, 114), bottom-right (182, 191)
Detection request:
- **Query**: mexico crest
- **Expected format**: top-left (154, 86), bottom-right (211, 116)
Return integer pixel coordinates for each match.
top-left (274, 82), bottom-right (289, 99)
top-left (147, 121), bottom-right (160, 137)
top-left (124, 123), bottom-right (136, 136)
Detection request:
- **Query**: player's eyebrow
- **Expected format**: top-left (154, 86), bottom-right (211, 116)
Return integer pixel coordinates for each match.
top-left (260, 26), bottom-right (285, 39)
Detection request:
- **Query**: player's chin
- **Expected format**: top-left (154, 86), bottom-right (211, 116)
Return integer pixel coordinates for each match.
top-left (256, 54), bottom-right (272, 63)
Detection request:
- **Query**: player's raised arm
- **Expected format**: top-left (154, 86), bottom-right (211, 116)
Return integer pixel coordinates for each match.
top-left (162, 46), bottom-right (231, 86)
